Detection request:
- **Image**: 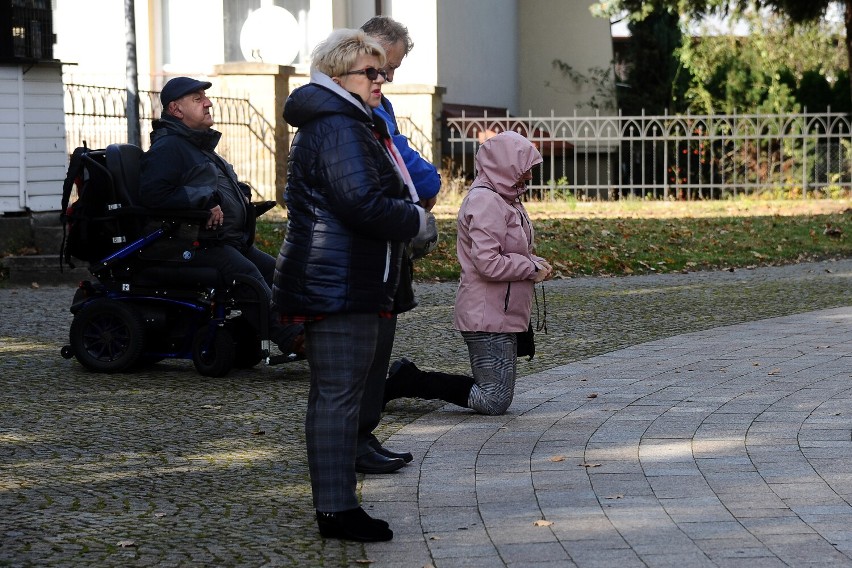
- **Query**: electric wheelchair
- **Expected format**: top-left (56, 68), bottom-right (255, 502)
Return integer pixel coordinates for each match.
top-left (59, 143), bottom-right (297, 377)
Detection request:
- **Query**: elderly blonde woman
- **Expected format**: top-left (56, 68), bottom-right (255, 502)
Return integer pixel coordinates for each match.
top-left (272, 29), bottom-right (434, 542)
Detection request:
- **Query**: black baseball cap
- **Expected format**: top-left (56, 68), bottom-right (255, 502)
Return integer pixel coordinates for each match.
top-left (160, 77), bottom-right (212, 107)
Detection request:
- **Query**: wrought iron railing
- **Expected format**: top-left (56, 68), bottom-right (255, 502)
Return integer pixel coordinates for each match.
top-left (395, 116), bottom-right (433, 162)
top-left (63, 83), bottom-right (276, 200)
top-left (445, 110), bottom-right (852, 200)
top-left (66, 84), bottom-right (852, 202)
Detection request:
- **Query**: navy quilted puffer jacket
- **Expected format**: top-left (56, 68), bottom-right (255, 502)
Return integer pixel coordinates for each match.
top-left (273, 79), bottom-right (421, 316)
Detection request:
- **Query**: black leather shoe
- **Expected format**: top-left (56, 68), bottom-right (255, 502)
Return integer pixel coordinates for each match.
top-left (355, 450), bottom-right (406, 474)
top-left (316, 507), bottom-right (393, 542)
top-left (373, 444), bottom-right (413, 464)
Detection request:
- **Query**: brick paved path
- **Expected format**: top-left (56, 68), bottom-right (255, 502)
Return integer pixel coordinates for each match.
top-left (1, 258), bottom-right (850, 566)
top-left (368, 306), bottom-right (852, 567)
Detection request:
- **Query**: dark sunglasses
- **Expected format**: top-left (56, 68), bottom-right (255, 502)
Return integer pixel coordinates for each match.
top-left (342, 67), bottom-right (388, 81)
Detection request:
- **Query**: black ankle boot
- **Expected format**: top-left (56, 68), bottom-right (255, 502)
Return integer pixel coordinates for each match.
top-left (316, 507), bottom-right (393, 542)
top-left (383, 358), bottom-right (421, 407)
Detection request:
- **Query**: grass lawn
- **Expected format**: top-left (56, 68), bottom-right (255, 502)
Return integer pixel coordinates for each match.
top-left (256, 198), bottom-right (852, 281)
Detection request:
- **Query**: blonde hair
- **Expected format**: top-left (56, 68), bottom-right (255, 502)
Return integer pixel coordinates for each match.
top-left (311, 28), bottom-right (386, 77)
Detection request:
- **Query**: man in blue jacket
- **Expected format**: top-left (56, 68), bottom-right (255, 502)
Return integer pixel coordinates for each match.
top-left (139, 77), bottom-right (303, 356)
top-left (355, 16), bottom-right (442, 474)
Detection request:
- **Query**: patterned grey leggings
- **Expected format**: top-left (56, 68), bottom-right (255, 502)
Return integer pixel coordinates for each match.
top-left (462, 331), bottom-right (517, 415)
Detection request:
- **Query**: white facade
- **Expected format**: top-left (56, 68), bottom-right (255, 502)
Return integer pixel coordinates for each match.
top-left (0, 65), bottom-right (67, 213)
top-left (54, 0), bottom-right (614, 113)
top-left (35, 0), bottom-right (615, 211)
top-left (519, 0), bottom-right (617, 115)
top-left (436, 0), bottom-right (519, 112)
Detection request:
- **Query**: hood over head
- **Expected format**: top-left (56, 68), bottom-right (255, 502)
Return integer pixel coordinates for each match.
top-left (470, 131), bottom-right (543, 201)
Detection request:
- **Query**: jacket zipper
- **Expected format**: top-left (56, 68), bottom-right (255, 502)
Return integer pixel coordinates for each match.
top-left (384, 241), bottom-right (391, 283)
top-left (507, 201), bottom-right (533, 313)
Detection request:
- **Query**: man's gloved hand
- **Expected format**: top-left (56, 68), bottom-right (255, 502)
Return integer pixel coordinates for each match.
top-left (411, 210), bottom-right (438, 260)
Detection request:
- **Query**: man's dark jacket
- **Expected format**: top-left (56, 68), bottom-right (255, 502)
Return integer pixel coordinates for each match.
top-left (139, 115), bottom-right (252, 249)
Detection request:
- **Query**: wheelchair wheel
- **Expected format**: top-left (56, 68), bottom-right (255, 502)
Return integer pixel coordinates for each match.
top-left (192, 327), bottom-right (235, 377)
top-left (227, 316), bottom-right (264, 369)
top-left (69, 299), bottom-right (146, 373)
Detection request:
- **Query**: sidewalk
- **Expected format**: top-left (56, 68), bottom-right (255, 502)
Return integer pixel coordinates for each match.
top-left (1, 259), bottom-right (850, 566)
top-left (365, 306), bottom-right (852, 567)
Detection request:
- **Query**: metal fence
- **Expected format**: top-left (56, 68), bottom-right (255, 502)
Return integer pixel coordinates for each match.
top-left (65, 85), bottom-right (852, 202)
top-left (63, 84), bottom-right (276, 200)
top-left (444, 110), bottom-right (852, 200)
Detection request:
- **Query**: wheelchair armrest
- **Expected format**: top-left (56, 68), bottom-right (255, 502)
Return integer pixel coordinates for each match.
top-left (253, 201), bottom-right (277, 218)
top-left (144, 208), bottom-right (210, 222)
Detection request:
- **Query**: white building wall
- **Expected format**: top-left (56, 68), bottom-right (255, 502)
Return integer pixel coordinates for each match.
top-left (52, 0), bottom-right (611, 113)
top-left (0, 66), bottom-right (22, 212)
top-left (436, 0), bottom-right (518, 113)
top-left (53, 0), bottom-right (220, 89)
top-left (387, 0), bottom-right (437, 86)
top-left (54, 0), bottom-right (155, 88)
top-left (518, 0), bottom-right (615, 116)
top-left (0, 65), bottom-right (67, 213)
top-left (342, 0), bottom-right (376, 28)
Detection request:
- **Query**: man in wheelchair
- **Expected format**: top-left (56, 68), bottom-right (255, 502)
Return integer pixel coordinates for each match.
top-left (139, 76), bottom-right (303, 360)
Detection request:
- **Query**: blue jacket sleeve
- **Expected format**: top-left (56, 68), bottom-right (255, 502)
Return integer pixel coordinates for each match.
top-left (375, 100), bottom-right (441, 201)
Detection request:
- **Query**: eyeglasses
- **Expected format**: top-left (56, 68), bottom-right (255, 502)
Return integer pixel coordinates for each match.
top-left (342, 67), bottom-right (388, 81)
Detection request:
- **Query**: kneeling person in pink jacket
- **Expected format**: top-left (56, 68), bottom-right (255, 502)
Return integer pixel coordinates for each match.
top-left (385, 131), bottom-right (552, 415)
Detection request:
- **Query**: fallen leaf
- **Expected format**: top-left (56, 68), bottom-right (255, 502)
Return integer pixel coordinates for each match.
top-left (550, 456), bottom-right (566, 462)
top-left (587, 393), bottom-right (598, 399)
top-left (579, 462), bottom-right (601, 468)
top-left (767, 368), bottom-right (781, 376)
top-left (534, 519), bottom-right (553, 527)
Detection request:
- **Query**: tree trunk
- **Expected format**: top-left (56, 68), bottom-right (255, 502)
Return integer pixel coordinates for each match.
top-left (125, 0), bottom-right (140, 147)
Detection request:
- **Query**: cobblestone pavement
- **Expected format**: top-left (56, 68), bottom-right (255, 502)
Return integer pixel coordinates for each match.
top-left (1, 258), bottom-right (850, 567)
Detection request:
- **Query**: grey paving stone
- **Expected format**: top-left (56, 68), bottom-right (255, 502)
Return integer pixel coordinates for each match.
top-left (4, 259), bottom-right (852, 566)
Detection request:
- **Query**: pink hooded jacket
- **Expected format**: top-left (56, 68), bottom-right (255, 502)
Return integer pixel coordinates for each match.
top-left (453, 131), bottom-right (545, 333)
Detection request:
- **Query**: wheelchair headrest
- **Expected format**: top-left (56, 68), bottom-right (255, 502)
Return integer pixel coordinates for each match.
top-left (105, 144), bottom-right (143, 206)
